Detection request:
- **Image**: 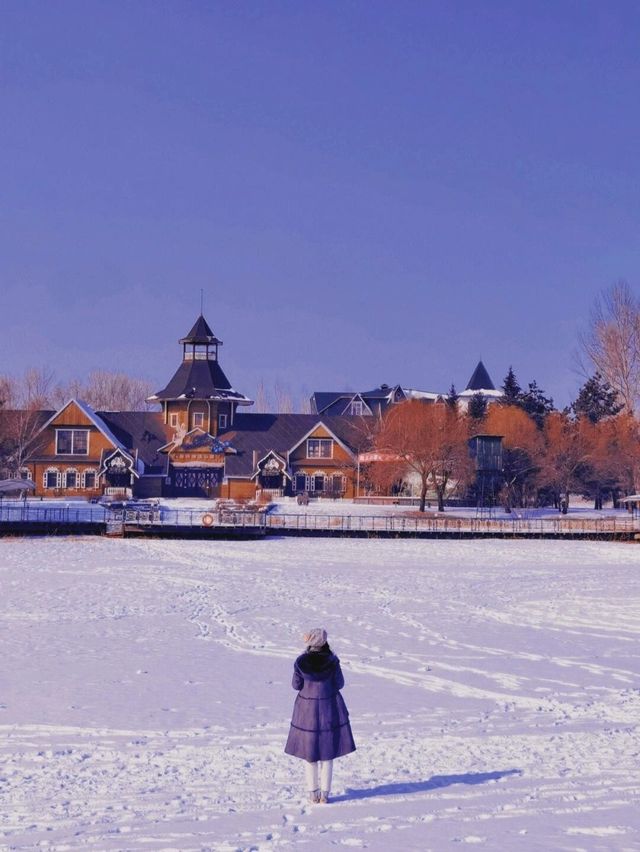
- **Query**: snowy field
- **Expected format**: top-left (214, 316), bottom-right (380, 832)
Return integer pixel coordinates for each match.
top-left (1, 537), bottom-right (639, 851)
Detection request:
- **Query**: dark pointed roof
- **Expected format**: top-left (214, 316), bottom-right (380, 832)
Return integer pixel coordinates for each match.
top-left (179, 315), bottom-right (222, 345)
top-left (150, 315), bottom-right (250, 403)
top-left (466, 361), bottom-right (495, 391)
top-left (150, 359), bottom-right (251, 402)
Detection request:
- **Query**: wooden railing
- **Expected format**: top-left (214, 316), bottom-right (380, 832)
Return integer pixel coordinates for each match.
top-left (265, 513), bottom-right (640, 537)
top-left (0, 503), bottom-right (638, 539)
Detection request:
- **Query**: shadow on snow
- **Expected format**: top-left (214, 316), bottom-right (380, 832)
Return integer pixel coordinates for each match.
top-left (332, 769), bottom-right (522, 802)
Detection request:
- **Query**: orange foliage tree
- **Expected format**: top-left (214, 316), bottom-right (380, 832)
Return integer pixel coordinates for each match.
top-left (538, 412), bottom-right (595, 510)
top-left (483, 404), bottom-right (543, 510)
top-left (600, 413), bottom-right (640, 499)
top-left (374, 401), bottom-right (472, 512)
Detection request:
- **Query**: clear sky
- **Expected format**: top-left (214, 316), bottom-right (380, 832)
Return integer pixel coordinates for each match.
top-left (2, 1), bottom-right (639, 408)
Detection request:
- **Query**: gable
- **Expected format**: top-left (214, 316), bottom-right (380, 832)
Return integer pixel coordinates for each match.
top-left (49, 400), bottom-right (96, 429)
top-left (287, 421), bottom-right (356, 463)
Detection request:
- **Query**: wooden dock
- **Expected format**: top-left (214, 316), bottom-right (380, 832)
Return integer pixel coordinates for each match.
top-left (1, 504), bottom-right (638, 541)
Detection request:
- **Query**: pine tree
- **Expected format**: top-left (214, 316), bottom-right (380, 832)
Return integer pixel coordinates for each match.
top-left (520, 381), bottom-right (554, 427)
top-left (446, 383), bottom-right (459, 410)
top-left (501, 367), bottom-right (522, 405)
top-left (571, 373), bottom-right (623, 423)
top-left (468, 392), bottom-right (488, 421)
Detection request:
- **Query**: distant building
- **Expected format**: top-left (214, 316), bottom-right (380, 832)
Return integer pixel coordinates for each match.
top-left (311, 360), bottom-right (502, 417)
top-left (457, 360), bottom-right (503, 411)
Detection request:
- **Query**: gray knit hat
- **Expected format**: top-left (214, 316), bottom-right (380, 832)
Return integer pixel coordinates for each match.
top-left (303, 627), bottom-right (327, 650)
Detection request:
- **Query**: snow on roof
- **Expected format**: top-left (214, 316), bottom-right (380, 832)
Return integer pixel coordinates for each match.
top-left (403, 388), bottom-right (443, 400)
top-left (73, 399), bottom-right (130, 452)
top-left (458, 388), bottom-right (504, 398)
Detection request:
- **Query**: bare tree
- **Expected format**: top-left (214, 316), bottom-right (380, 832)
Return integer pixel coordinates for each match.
top-left (297, 385), bottom-right (312, 414)
top-left (579, 280), bottom-right (640, 414)
top-left (51, 371), bottom-right (157, 411)
top-left (83, 371), bottom-right (157, 411)
top-left (0, 368), bottom-right (55, 476)
top-left (273, 381), bottom-right (294, 414)
top-left (254, 380), bottom-right (269, 413)
top-left (0, 375), bottom-right (17, 409)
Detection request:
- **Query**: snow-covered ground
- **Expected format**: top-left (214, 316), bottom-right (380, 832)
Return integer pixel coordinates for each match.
top-left (1, 537), bottom-right (639, 850)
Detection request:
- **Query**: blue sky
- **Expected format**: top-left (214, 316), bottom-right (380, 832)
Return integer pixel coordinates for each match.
top-left (2, 1), bottom-right (639, 407)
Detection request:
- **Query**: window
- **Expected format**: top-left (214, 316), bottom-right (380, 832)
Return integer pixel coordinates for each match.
top-left (307, 438), bottom-right (332, 459)
top-left (313, 474), bottom-right (325, 492)
top-left (293, 473), bottom-right (307, 492)
top-left (218, 413), bottom-right (228, 430)
top-left (169, 413), bottom-right (179, 428)
top-left (65, 469), bottom-right (78, 488)
top-left (83, 470), bottom-right (96, 489)
top-left (56, 430), bottom-right (89, 455)
top-left (44, 468), bottom-right (60, 489)
top-left (349, 400), bottom-right (364, 415)
top-left (192, 412), bottom-right (204, 428)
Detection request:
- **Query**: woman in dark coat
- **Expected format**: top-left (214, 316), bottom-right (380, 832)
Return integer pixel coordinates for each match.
top-left (285, 628), bottom-right (355, 803)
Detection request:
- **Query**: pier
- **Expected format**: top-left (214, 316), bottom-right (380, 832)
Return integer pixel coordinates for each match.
top-left (1, 503), bottom-right (639, 541)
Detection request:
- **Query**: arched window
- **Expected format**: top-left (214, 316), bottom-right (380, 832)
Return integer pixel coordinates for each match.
top-left (44, 468), bottom-right (60, 489)
top-left (64, 469), bottom-right (78, 489)
top-left (83, 469), bottom-right (97, 490)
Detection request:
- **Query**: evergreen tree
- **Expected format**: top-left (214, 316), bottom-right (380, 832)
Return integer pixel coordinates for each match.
top-left (571, 372), bottom-right (623, 423)
top-left (501, 367), bottom-right (522, 405)
top-left (446, 383), bottom-right (459, 411)
top-left (468, 392), bottom-right (488, 421)
top-left (520, 380), bottom-right (554, 427)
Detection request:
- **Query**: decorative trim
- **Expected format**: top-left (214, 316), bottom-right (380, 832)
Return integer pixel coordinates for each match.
top-left (287, 422), bottom-right (355, 461)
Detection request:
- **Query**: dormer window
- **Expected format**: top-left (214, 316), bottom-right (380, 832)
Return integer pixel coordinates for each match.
top-left (307, 438), bottom-right (332, 459)
top-left (56, 429), bottom-right (89, 455)
top-left (349, 400), bottom-right (364, 415)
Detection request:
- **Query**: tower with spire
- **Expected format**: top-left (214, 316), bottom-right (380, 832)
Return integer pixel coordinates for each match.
top-left (148, 315), bottom-right (252, 436)
top-left (457, 360), bottom-right (503, 409)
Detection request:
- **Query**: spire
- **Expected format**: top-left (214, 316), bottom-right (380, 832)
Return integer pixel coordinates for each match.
top-left (466, 361), bottom-right (495, 391)
top-left (179, 315), bottom-right (222, 346)
top-left (148, 315), bottom-right (252, 406)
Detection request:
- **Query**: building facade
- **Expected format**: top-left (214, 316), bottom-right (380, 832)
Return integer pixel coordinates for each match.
top-left (11, 316), bottom-right (366, 500)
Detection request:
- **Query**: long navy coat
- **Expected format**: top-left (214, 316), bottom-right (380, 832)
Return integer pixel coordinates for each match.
top-left (284, 648), bottom-right (356, 762)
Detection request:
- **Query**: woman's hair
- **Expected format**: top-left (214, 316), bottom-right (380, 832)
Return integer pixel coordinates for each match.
top-left (307, 642), bottom-right (332, 654)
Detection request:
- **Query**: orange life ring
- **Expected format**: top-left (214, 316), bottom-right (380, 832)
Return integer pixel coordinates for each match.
top-left (202, 513), bottom-right (215, 527)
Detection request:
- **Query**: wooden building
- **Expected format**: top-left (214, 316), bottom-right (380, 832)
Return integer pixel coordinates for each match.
top-left (11, 316), bottom-right (367, 500)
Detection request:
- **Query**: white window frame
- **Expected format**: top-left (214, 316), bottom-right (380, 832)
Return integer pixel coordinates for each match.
top-left (64, 468), bottom-right (79, 489)
top-left (55, 429), bottom-right (90, 456)
top-left (82, 469), bottom-right (97, 489)
top-left (192, 411), bottom-right (205, 428)
top-left (350, 400), bottom-right (364, 415)
top-left (169, 413), bottom-right (179, 428)
top-left (218, 413), bottom-right (228, 430)
top-left (306, 438), bottom-right (333, 459)
top-left (43, 467), bottom-right (61, 489)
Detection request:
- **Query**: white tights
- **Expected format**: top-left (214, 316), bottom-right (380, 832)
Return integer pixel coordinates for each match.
top-left (304, 759), bottom-right (333, 794)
